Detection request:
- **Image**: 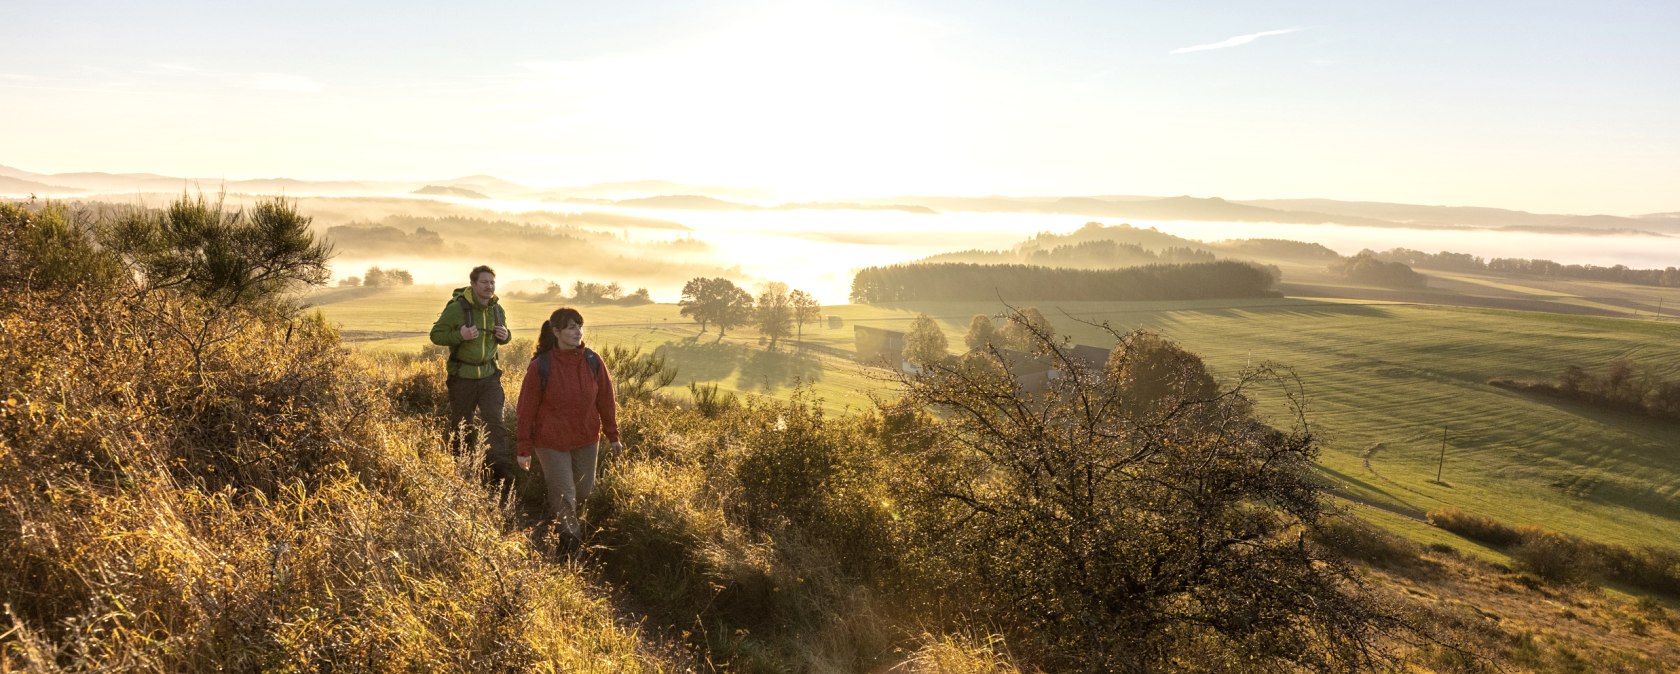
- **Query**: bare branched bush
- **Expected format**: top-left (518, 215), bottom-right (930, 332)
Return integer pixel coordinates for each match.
top-left (887, 311), bottom-right (1423, 671)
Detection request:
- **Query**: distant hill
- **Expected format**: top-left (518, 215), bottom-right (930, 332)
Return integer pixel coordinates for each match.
top-left (3, 164), bottom-right (1671, 232)
top-left (591, 195), bottom-right (937, 214)
top-left (526, 180), bottom-right (779, 203)
top-left (222, 178), bottom-right (384, 194)
top-left (1237, 198), bottom-right (1678, 234)
top-left (772, 202), bottom-right (937, 214)
top-left (1044, 195), bottom-right (1400, 227)
top-left (615, 195), bottom-right (757, 211)
top-left (412, 185), bottom-right (490, 199)
top-left (0, 175), bottom-right (84, 196)
top-left (432, 175), bottom-right (530, 196)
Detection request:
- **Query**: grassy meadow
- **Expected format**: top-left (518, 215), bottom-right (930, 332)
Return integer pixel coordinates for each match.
top-left (12, 194), bottom-right (1680, 671)
top-left (311, 280), bottom-right (1680, 553)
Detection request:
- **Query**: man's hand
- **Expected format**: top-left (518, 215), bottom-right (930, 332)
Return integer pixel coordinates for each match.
top-left (460, 325), bottom-right (480, 340)
top-left (494, 326), bottom-right (510, 341)
top-left (609, 440), bottom-right (625, 456)
top-left (518, 455), bottom-right (531, 471)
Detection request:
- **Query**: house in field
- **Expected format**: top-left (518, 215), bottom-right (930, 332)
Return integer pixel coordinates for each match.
top-left (1059, 344), bottom-right (1113, 378)
top-left (854, 325), bottom-right (908, 370)
top-left (972, 344), bottom-right (1113, 393)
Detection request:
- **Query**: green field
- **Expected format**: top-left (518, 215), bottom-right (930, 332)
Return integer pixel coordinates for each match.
top-left (310, 284), bottom-right (1680, 550)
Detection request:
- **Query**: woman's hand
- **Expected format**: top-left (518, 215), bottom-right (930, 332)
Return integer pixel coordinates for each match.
top-left (518, 455), bottom-right (531, 471)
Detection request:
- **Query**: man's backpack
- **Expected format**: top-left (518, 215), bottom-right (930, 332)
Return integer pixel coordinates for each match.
top-left (533, 348), bottom-right (602, 396)
top-left (455, 295), bottom-right (506, 330)
top-left (449, 295), bottom-right (506, 371)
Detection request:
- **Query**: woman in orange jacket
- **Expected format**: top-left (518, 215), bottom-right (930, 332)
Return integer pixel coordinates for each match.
top-left (515, 307), bottom-right (624, 547)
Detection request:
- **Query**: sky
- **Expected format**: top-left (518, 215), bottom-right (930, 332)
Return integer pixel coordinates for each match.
top-left (3, 0), bottom-right (1676, 215)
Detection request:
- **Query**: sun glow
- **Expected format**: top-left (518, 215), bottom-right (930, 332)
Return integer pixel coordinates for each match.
top-left (506, 3), bottom-right (983, 200)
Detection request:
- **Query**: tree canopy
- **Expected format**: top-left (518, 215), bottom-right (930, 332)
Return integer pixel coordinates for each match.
top-left (756, 282), bottom-right (794, 349)
top-left (902, 313), bottom-right (949, 368)
top-left (679, 277), bottom-right (754, 336)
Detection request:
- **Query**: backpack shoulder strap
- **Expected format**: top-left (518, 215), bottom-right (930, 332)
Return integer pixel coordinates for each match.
top-left (535, 352), bottom-right (552, 394)
top-left (456, 295), bottom-right (476, 328)
top-left (533, 350), bottom-right (600, 397)
top-left (584, 348), bottom-right (602, 380)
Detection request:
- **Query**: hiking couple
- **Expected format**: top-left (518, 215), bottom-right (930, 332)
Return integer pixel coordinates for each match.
top-left (429, 264), bottom-right (623, 549)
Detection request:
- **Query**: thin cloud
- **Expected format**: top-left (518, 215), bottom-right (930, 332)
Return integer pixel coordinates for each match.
top-left (1171, 27), bottom-right (1303, 54)
top-left (244, 73), bottom-right (325, 93)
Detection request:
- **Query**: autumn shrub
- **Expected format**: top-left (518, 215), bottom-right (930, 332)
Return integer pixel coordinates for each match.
top-left (687, 381), bottom-right (739, 417)
top-left (1427, 508), bottom-right (1524, 547)
top-left (1600, 545), bottom-right (1680, 597)
top-left (0, 201), bottom-right (126, 293)
top-left (1312, 514), bottom-right (1421, 566)
top-left (1511, 527), bottom-right (1604, 585)
top-left (588, 393), bottom-right (907, 671)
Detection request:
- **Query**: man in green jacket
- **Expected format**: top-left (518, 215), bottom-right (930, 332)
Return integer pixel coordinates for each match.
top-left (430, 265), bottom-right (514, 492)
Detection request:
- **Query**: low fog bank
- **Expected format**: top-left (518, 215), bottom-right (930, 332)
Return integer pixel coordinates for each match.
top-left (27, 191), bottom-right (1678, 306)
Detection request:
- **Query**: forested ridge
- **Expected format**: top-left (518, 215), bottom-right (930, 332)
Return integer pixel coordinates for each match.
top-left (849, 260), bottom-right (1279, 302)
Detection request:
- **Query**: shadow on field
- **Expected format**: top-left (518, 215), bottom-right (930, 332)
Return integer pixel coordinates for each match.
top-left (654, 338), bottom-right (747, 382)
top-left (1559, 475), bottom-right (1680, 520)
top-left (1318, 465), bottom-right (1430, 519)
top-left (1490, 387), bottom-right (1680, 475)
top-left (742, 347), bottom-right (823, 393)
top-left (303, 286), bottom-right (382, 305)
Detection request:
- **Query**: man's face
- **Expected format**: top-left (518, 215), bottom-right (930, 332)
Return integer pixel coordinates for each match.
top-left (472, 272), bottom-right (496, 303)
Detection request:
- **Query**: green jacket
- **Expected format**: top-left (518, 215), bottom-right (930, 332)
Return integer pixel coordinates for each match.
top-left (429, 287), bottom-right (510, 379)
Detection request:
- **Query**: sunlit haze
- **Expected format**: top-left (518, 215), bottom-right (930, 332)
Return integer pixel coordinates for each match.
top-left (4, 1), bottom-right (1677, 215)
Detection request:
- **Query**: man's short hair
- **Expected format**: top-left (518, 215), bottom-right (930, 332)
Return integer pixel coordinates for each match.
top-left (470, 265), bottom-right (496, 284)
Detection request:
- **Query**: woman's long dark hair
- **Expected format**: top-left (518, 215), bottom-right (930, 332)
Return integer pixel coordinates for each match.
top-left (535, 306), bottom-right (585, 355)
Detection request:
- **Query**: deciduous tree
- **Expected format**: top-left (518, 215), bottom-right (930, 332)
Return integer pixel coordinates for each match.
top-left (680, 277), bottom-right (751, 333)
top-left (998, 306), bottom-right (1052, 352)
top-left (756, 282), bottom-right (793, 349)
top-left (903, 313), bottom-right (948, 368)
top-left (790, 289), bottom-right (821, 341)
top-left (963, 313), bottom-right (998, 351)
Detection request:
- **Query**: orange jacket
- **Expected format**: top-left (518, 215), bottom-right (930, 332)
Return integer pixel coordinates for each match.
top-left (515, 346), bottom-right (619, 456)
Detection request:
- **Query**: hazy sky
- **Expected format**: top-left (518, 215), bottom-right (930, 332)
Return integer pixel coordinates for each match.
top-left (4, 0), bottom-right (1676, 215)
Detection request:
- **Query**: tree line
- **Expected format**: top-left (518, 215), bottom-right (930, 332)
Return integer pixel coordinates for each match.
top-left (338, 265), bottom-right (415, 287)
top-left (509, 280), bottom-right (653, 306)
top-left (1023, 240), bottom-right (1215, 268)
top-left (849, 260), bottom-right (1279, 303)
top-left (1491, 358), bottom-right (1680, 420)
top-left (678, 277), bottom-right (821, 348)
top-left (1369, 247), bottom-right (1680, 288)
top-left (1329, 251), bottom-right (1428, 288)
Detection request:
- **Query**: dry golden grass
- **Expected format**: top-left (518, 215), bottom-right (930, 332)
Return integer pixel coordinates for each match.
top-left (0, 289), bottom-right (661, 672)
top-left (1362, 542), bottom-right (1680, 672)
